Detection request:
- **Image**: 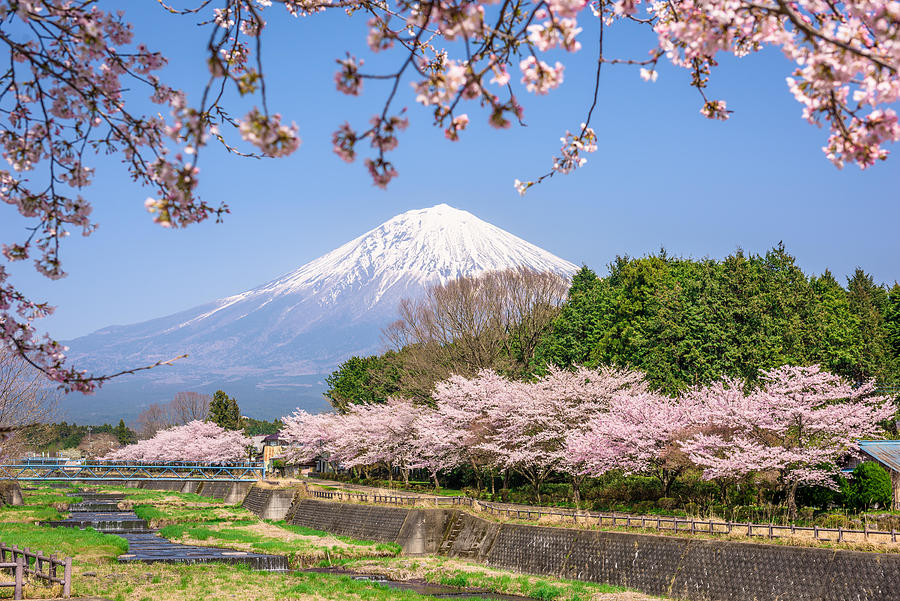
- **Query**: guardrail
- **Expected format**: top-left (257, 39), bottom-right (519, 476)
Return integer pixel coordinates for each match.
top-left (476, 500), bottom-right (900, 544)
top-left (308, 487), bottom-right (476, 507)
top-left (0, 543), bottom-right (71, 599)
top-left (304, 484), bottom-right (900, 545)
top-left (0, 461), bottom-right (265, 482)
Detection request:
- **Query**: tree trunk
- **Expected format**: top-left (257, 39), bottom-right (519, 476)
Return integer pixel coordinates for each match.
top-left (470, 458), bottom-right (483, 492)
top-left (786, 479), bottom-right (799, 520)
top-left (572, 474), bottom-right (583, 509)
top-left (432, 471), bottom-right (440, 490)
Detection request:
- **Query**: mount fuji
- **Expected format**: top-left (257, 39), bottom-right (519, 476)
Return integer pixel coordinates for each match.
top-left (63, 204), bottom-right (578, 421)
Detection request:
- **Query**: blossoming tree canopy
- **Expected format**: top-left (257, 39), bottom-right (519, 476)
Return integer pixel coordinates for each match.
top-left (678, 365), bottom-right (896, 514)
top-left (2, 1), bottom-right (899, 393)
top-left (103, 420), bottom-right (252, 463)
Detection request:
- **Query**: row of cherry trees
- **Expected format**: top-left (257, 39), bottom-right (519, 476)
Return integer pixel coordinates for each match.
top-left (102, 420), bottom-right (252, 463)
top-left (282, 365), bottom-right (895, 514)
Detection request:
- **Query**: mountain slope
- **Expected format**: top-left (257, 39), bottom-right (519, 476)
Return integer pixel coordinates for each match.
top-left (64, 204), bottom-right (577, 419)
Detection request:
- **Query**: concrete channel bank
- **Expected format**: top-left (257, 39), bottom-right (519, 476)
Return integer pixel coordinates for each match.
top-left (86, 481), bottom-right (900, 601)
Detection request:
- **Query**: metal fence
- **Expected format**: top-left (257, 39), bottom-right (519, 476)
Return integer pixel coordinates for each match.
top-left (475, 501), bottom-right (900, 544)
top-left (0, 461), bottom-right (265, 482)
top-left (0, 543), bottom-right (72, 599)
top-left (308, 487), bottom-right (475, 507)
top-left (306, 486), bottom-right (900, 546)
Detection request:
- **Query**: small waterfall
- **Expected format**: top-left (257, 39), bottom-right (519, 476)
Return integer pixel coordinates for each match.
top-left (42, 490), bottom-right (288, 572)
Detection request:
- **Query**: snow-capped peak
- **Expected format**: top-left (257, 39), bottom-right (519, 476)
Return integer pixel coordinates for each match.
top-left (187, 204), bottom-right (577, 325)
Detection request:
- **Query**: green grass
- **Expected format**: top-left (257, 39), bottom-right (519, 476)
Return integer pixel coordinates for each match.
top-left (269, 520), bottom-right (401, 551)
top-left (72, 561), bottom-right (529, 601)
top-left (0, 504), bottom-right (63, 522)
top-left (0, 522), bottom-right (127, 561)
top-left (92, 485), bottom-right (224, 505)
top-left (133, 503), bottom-right (251, 526)
top-left (158, 519), bottom-right (401, 567)
top-left (432, 568), bottom-right (624, 600)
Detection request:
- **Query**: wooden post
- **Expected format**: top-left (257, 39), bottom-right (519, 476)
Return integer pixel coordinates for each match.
top-left (14, 556), bottom-right (23, 600)
top-left (892, 469), bottom-right (900, 512)
top-left (63, 557), bottom-right (72, 598)
top-left (50, 554), bottom-right (58, 583)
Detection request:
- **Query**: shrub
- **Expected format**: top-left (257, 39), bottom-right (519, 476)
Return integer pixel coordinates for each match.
top-left (657, 497), bottom-right (678, 511)
top-left (844, 462), bottom-right (892, 511)
top-left (818, 513), bottom-right (850, 529)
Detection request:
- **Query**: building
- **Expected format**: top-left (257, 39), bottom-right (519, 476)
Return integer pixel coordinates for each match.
top-left (857, 440), bottom-right (900, 511)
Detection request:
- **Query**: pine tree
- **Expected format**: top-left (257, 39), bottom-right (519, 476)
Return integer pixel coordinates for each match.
top-left (208, 390), bottom-right (242, 430)
top-left (114, 419), bottom-right (136, 445)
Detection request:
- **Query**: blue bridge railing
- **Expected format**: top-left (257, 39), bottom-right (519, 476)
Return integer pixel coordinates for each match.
top-left (0, 462), bottom-right (265, 482)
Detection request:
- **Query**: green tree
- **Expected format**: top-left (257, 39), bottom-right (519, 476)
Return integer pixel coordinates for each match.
top-left (325, 353), bottom-right (406, 412)
top-left (884, 284), bottom-right (900, 378)
top-left (534, 246), bottom-right (899, 393)
top-left (114, 419), bottom-right (136, 445)
top-left (847, 269), bottom-right (890, 381)
top-left (844, 462), bottom-right (893, 511)
top-left (208, 390), bottom-right (242, 430)
top-left (242, 417), bottom-right (282, 436)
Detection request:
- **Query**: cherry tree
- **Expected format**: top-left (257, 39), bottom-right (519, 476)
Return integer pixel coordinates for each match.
top-left (433, 365), bottom-right (646, 502)
top-left (281, 409), bottom-right (337, 461)
top-left (679, 365), bottom-right (895, 517)
top-left (103, 420), bottom-right (252, 463)
top-left (409, 407), bottom-right (461, 489)
top-left (2, 0), bottom-right (898, 394)
top-left (567, 390), bottom-right (698, 497)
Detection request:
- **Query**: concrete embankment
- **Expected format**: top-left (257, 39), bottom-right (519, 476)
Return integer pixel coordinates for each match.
top-left (286, 498), bottom-right (900, 601)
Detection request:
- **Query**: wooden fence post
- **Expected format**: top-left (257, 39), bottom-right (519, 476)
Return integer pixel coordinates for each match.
top-left (14, 555), bottom-right (23, 600)
top-left (63, 557), bottom-right (72, 598)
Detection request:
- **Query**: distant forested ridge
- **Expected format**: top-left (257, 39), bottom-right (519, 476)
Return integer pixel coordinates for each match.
top-left (534, 244), bottom-right (900, 393)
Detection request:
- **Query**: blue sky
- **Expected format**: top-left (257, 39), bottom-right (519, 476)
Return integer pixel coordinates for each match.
top-left (2, 4), bottom-right (898, 341)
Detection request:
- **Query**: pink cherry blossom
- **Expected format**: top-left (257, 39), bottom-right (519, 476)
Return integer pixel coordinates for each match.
top-left (103, 421), bottom-right (252, 463)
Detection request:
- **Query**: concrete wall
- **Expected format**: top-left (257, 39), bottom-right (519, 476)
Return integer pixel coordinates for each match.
top-left (241, 486), bottom-right (297, 520)
top-left (289, 499), bottom-right (450, 555)
top-left (0, 481), bottom-right (23, 506)
top-left (287, 499), bottom-right (900, 601)
top-left (197, 481), bottom-right (252, 504)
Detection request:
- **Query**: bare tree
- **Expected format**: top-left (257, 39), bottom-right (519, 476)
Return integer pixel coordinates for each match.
top-left (0, 348), bottom-right (59, 460)
top-left (78, 432), bottom-right (120, 459)
top-left (134, 402), bottom-right (174, 440)
top-left (383, 268), bottom-right (570, 395)
top-left (134, 391), bottom-right (213, 439)
top-left (171, 392), bottom-right (211, 424)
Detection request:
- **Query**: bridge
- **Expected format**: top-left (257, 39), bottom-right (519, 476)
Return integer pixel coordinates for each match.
top-left (0, 462), bottom-right (265, 482)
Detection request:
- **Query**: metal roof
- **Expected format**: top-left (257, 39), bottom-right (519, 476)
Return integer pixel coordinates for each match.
top-left (857, 440), bottom-right (900, 473)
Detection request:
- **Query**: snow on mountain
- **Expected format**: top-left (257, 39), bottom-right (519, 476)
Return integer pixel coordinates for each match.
top-left (63, 204), bottom-right (577, 420)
